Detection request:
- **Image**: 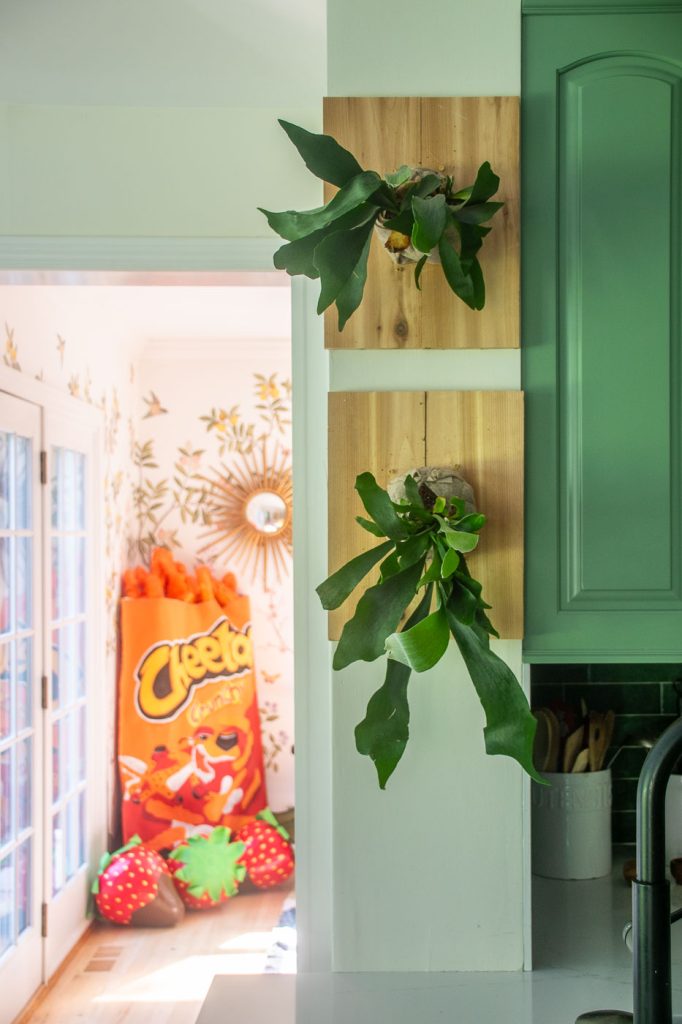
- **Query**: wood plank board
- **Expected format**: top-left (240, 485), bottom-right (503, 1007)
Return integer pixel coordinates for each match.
top-left (17, 887), bottom-right (293, 1024)
top-left (327, 390), bottom-right (523, 641)
top-left (323, 97), bottom-right (519, 350)
top-left (327, 391), bottom-right (426, 640)
top-left (425, 391), bottom-right (524, 638)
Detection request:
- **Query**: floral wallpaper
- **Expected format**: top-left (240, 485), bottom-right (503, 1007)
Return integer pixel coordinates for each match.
top-left (135, 351), bottom-right (294, 812)
top-left (1, 286), bottom-right (295, 823)
top-left (2, 304), bottom-right (140, 839)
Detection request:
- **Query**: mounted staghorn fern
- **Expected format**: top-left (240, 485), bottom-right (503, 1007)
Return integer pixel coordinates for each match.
top-left (259, 120), bottom-right (504, 331)
top-left (316, 471), bottom-right (543, 788)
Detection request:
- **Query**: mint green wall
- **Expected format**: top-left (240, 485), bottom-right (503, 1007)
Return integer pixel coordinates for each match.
top-left (0, 1), bottom-right (325, 236)
top-left (327, 0), bottom-right (526, 972)
top-left (0, 105), bottom-right (321, 237)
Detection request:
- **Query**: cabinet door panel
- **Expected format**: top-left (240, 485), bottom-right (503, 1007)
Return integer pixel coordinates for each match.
top-left (523, 11), bottom-right (682, 659)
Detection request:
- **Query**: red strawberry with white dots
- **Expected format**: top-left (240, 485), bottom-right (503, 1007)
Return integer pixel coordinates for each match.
top-left (235, 809), bottom-right (295, 890)
top-left (92, 835), bottom-right (184, 927)
top-left (168, 827), bottom-right (246, 910)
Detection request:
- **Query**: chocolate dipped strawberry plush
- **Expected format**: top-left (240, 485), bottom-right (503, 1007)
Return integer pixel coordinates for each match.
top-left (168, 827), bottom-right (246, 909)
top-left (235, 809), bottom-right (295, 889)
top-left (92, 835), bottom-right (185, 927)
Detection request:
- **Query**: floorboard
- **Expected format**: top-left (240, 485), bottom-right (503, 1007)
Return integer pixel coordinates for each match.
top-left (15, 886), bottom-right (293, 1024)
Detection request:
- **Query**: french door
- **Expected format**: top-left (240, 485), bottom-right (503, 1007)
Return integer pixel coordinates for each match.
top-left (0, 389), bottom-right (102, 1022)
top-left (0, 394), bottom-right (42, 1024)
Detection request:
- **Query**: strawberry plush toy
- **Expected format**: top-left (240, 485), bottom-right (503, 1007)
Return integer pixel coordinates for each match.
top-left (93, 835), bottom-right (185, 927)
top-left (235, 809), bottom-right (295, 889)
top-left (168, 827), bottom-right (246, 910)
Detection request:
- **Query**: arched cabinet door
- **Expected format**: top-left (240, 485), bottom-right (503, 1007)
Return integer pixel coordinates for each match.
top-left (522, 5), bottom-right (682, 661)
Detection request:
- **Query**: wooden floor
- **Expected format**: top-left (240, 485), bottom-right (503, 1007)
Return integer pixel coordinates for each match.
top-left (18, 886), bottom-right (293, 1024)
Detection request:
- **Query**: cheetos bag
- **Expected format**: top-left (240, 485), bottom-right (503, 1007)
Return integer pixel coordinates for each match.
top-left (118, 593), bottom-right (268, 848)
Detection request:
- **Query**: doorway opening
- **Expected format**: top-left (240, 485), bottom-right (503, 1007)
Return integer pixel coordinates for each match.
top-left (0, 271), bottom-right (296, 1024)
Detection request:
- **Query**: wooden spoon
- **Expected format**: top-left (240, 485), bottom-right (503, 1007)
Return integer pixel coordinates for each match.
top-left (572, 748), bottom-right (590, 773)
top-left (533, 708), bottom-right (560, 773)
top-left (596, 710), bottom-right (616, 771)
top-left (589, 711), bottom-right (606, 772)
top-left (563, 724), bottom-right (585, 773)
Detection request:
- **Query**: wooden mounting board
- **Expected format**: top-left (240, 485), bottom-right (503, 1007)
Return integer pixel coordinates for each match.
top-left (323, 97), bottom-right (520, 350)
top-left (327, 390), bottom-right (523, 641)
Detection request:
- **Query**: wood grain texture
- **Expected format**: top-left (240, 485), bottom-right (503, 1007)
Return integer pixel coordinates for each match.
top-left (17, 887), bottom-right (292, 1024)
top-left (323, 97), bottom-right (520, 350)
top-left (425, 391), bottom-right (524, 638)
top-left (327, 391), bottom-right (426, 640)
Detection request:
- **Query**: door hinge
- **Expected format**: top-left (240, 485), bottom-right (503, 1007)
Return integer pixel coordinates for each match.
top-left (41, 675), bottom-right (49, 711)
top-left (40, 450), bottom-right (47, 486)
top-left (41, 902), bottom-right (48, 938)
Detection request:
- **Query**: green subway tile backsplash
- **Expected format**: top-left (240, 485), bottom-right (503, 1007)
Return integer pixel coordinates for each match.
top-left (531, 663), bottom-right (682, 847)
top-left (612, 811), bottom-right (636, 846)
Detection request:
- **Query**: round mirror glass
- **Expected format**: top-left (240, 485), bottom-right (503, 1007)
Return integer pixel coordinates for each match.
top-left (245, 491), bottom-right (288, 535)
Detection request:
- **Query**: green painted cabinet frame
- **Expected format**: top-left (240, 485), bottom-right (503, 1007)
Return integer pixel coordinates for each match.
top-left (522, 1), bottom-right (682, 660)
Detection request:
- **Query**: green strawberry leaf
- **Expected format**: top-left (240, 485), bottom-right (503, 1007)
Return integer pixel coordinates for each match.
top-left (256, 808), bottom-right (291, 843)
top-left (92, 835), bottom-right (143, 894)
top-left (169, 827), bottom-right (246, 902)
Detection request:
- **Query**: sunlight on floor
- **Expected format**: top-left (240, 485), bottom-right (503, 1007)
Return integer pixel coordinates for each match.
top-left (25, 888), bottom-right (293, 1024)
top-left (93, 949), bottom-right (268, 1004)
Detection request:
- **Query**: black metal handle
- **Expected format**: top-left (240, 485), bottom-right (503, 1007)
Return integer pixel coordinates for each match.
top-left (632, 715), bottom-right (682, 1023)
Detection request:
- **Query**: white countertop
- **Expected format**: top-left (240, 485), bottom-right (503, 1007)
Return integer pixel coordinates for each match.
top-left (197, 855), bottom-right (682, 1024)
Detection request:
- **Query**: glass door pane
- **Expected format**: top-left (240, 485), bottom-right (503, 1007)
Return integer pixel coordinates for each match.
top-left (49, 447), bottom-right (88, 900)
top-left (0, 394), bottom-right (42, 1023)
top-left (44, 415), bottom-right (98, 982)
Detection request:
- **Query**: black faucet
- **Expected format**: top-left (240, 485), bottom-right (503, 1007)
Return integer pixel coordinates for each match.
top-left (577, 714), bottom-right (682, 1023)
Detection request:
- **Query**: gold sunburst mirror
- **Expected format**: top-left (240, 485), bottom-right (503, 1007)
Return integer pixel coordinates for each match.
top-left (199, 441), bottom-right (292, 587)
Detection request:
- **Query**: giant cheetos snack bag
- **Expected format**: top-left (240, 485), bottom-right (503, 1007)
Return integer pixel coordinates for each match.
top-left (118, 550), bottom-right (268, 847)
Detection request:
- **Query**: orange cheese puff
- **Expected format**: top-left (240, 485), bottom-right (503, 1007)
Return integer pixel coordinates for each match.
top-left (221, 572), bottom-right (237, 593)
top-left (196, 567), bottom-right (213, 603)
top-left (150, 546), bottom-right (174, 580)
top-left (143, 573), bottom-right (164, 598)
top-left (166, 573), bottom-right (189, 600)
top-left (122, 569), bottom-right (142, 598)
top-left (183, 576), bottom-right (199, 603)
top-left (211, 578), bottom-right (230, 607)
top-left (134, 566), bottom-right (149, 590)
top-left (174, 561), bottom-right (188, 576)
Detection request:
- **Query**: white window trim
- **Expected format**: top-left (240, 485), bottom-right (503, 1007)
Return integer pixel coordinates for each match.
top-left (0, 364), bottom-right (107, 963)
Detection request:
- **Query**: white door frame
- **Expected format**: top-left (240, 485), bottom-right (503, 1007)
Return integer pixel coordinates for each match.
top-left (41, 403), bottom-right (104, 978)
top-left (0, 391), bottom-right (43, 1024)
top-left (0, 238), bottom-right (334, 974)
top-left (0, 364), bottom-right (106, 984)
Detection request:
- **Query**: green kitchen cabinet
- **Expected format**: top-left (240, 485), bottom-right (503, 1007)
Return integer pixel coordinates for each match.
top-left (522, 0), bottom-right (682, 661)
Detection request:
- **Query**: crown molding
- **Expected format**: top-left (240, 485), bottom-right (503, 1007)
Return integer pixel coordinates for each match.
top-left (0, 236), bottom-right (279, 273)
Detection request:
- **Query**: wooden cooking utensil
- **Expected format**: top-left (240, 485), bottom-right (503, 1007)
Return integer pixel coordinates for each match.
top-left (589, 710), bottom-right (606, 772)
top-left (533, 708), bottom-right (560, 773)
top-left (572, 748), bottom-right (590, 773)
top-left (563, 724), bottom-right (585, 773)
top-left (596, 709), bottom-right (616, 771)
